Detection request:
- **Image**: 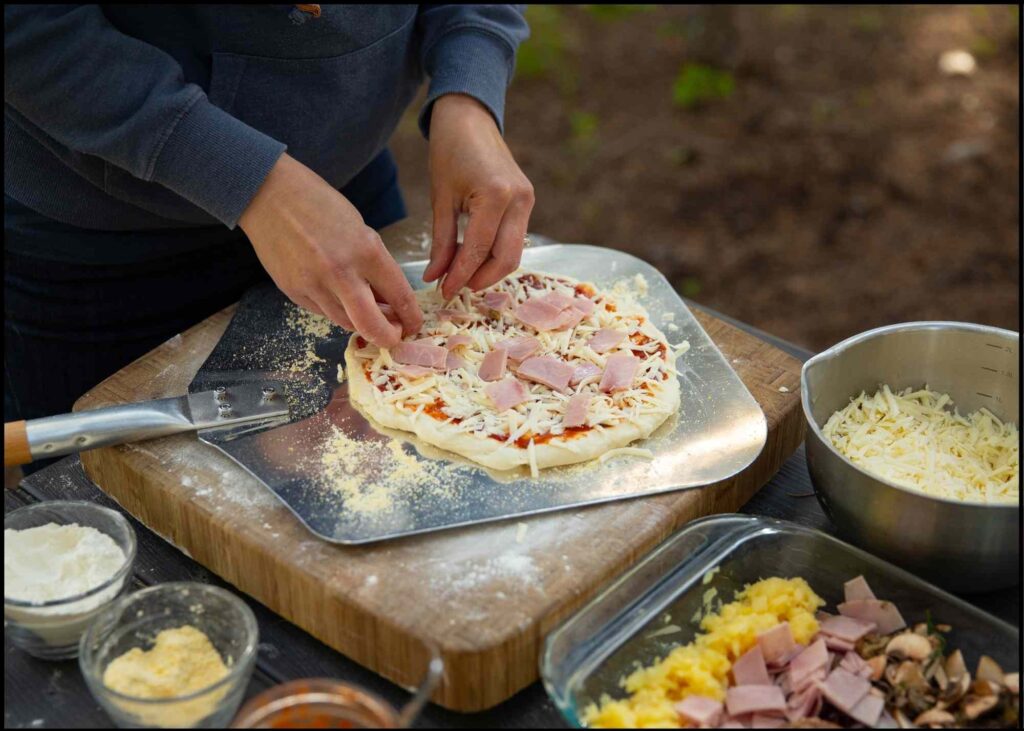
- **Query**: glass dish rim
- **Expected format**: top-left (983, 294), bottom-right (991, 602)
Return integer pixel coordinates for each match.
top-left (78, 582), bottom-right (259, 707)
top-left (4, 500), bottom-right (138, 609)
top-left (540, 512), bottom-right (1020, 728)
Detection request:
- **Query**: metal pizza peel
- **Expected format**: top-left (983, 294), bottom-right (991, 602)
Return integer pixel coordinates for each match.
top-left (181, 243), bottom-right (767, 544)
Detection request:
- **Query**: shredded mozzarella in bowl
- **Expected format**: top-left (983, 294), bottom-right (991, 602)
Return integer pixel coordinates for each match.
top-left (822, 384), bottom-right (1019, 505)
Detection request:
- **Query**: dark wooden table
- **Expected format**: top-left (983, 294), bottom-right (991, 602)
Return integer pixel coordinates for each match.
top-left (5, 311), bottom-right (1019, 729)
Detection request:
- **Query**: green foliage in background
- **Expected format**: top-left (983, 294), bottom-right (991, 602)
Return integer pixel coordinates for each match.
top-left (672, 63), bottom-right (735, 109)
top-left (853, 7), bottom-right (884, 33)
top-left (583, 5), bottom-right (654, 22)
top-left (568, 110), bottom-right (599, 155)
top-left (679, 277), bottom-right (702, 298)
top-left (515, 5), bottom-right (567, 80)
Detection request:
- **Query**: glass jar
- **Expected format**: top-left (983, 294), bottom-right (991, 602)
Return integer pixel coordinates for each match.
top-left (232, 651), bottom-right (442, 728)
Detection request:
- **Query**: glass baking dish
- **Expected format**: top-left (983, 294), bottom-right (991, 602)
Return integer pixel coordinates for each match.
top-left (541, 514), bottom-right (1020, 727)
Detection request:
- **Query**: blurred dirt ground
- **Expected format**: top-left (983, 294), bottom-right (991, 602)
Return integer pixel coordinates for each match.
top-left (389, 5), bottom-right (1020, 351)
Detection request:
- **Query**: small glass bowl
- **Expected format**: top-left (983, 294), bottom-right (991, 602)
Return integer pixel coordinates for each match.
top-left (79, 583), bottom-right (259, 728)
top-left (232, 679), bottom-right (402, 728)
top-left (231, 652), bottom-right (443, 728)
top-left (4, 500), bottom-right (137, 660)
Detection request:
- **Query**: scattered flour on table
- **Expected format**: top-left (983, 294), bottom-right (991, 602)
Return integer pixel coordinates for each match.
top-left (442, 553), bottom-right (540, 594)
top-left (122, 444), bottom-right (278, 514)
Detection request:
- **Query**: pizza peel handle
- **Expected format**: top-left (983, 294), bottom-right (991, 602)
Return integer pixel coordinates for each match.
top-left (3, 384), bottom-right (288, 467)
top-left (4, 421), bottom-right (31, 468)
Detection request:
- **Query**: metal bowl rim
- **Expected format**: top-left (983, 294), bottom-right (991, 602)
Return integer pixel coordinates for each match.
top-left (801, 320), bottom-right (1019, 511)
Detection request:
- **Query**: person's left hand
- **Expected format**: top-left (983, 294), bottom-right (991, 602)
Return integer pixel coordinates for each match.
top-left (424, 93), bottom-right (535, 300)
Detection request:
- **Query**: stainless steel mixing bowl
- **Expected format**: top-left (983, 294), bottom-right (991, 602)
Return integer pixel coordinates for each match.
top-left (801, 321), bottom-right (1019, 592)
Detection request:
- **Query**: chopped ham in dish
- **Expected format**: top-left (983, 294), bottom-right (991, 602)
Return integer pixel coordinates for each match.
top-left (817, 667), bottom-right (870, 717)
top-left (599, 353), bottom-right (639, 393)
top-left (674, 695), bottom-right (723, 727)
top-left (788, 639), bottom-right (829, 687)
top-left (785, 684), bottom-right (823, 722)
top-left (478, 349), bottom-right (508, 382)
top-left (756, 622), bottom-right (797, 665)
top-left (391, 341), bottom-right (448, 369)
top-left (823, 636), bottom-right (855, 653)
top-left (495, 336), bottom-right (541, 362)
top-left (846, 692), bottom-right (885, 727)
top-left (725, 685), bottom-right (787, 716)
top-left (836, 599), bottom-right (906, 635)
top-left (517, 356), bottom-right (575, 392)
top-left (843, 575), bottom-right (876, 603)
top-left (589, 572), bottom-right (1017, 731)
top-left (589, 328), bottom-right (626, 353)
top-left (563, 393), bottom-right (590, 428)
top-left (484, 378), bottom-right (528, 411)
top-left (818, 614), bottom-right (876, 643)
top-left (838, 651), bottom-right (873, 680)
top-left (732, 645), bottom-right (771, 686)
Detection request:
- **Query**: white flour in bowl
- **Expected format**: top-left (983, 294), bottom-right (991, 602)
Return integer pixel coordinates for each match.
top-left (4, 523), bottom-right (128, 646)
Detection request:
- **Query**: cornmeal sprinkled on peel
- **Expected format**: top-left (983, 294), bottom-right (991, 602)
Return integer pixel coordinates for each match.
top-left (310, 424), bottom-right (474, 517)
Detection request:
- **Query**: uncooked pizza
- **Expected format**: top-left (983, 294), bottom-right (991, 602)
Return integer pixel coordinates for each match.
top-left (345, 270), bottom-right (682, 474)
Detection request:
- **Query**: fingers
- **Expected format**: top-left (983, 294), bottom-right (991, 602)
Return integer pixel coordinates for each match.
top-left (309, 290), bottom-right (355, 332)
top-left (334, 278), bottom-right (402, 348)
top-left (466, 194), bottom-right (532, 291)
top-left (292, 294), bottom-right (326, 319)
top-left (441, 197), bottom-right (505, 300)
top-left (424, 200), bottom-right (458, 283)
top-left (367, 252), bottom-right (424, 337)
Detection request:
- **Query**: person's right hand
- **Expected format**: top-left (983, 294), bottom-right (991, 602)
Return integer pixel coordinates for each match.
top-left (238, 154), bottom-right (422, 348)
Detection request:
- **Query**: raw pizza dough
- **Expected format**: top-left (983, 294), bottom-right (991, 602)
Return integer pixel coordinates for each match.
top-left (345, 270), bottom-right (682, 473)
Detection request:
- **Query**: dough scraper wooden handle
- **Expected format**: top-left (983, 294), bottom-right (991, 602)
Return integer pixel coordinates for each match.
top-left (3, 382), bottom-right (288, 469)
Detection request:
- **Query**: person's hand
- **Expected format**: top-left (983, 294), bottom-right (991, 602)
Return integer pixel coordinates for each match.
top-left (238, 153), bottom-right (422, 348)
top-left (425, 94), bottom-right (535, 300)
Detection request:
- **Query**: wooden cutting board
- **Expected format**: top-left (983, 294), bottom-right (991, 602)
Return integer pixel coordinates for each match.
top-left (75, 227), bottom-right (805, 712)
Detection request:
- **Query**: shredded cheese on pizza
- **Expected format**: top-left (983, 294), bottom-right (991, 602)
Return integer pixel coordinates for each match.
top-left (349, 270), bottom-right (681, 449)
top-left (823, 385), bottom-right (1019, 504)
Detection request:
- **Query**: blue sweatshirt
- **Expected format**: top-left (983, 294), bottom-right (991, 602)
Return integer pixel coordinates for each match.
top-left (3, 4), bottom-right (528, 242)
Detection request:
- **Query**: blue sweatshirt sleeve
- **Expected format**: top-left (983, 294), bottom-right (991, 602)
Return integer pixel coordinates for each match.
top-left (415, 5), bottom-right (530, 137)
top-left (3, 5), bottom-right (286, 228)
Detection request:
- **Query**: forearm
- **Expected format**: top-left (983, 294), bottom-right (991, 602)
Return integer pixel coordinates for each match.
top-left (4, 5), bottom-right (284, 227)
